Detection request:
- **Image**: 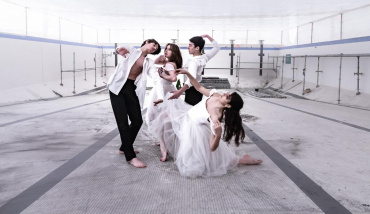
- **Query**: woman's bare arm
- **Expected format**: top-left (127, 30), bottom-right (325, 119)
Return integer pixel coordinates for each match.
top-left (155, 55), bottom-right (167, 64)
top-left (175, 69), bottom-right (210, 97)
top-left (209, 120), bottom-right (222, 151)
top-left (159, 62), bottom-right (178, 82)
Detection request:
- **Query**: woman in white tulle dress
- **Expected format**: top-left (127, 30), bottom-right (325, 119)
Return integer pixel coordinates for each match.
top-left (149, 69), bottom-right (262, 178)
top-left (146, 43), bottom-right (182, 161)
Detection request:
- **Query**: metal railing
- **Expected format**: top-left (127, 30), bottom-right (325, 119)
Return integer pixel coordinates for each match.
top-left (59, 45), bottom-right (114, 94)
top-left (268, 53), bottom-right (370, 103)
top-left (234, 54), bottom-right (275, 84)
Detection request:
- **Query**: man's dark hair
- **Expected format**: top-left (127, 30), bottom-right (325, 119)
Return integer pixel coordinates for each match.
top-left (141, 39), bottom-right (161, 55)
top-left (189, 36), bottom-right (205, 52)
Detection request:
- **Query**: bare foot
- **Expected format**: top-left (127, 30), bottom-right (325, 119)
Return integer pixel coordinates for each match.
top-left (238, 154), bottom-right (263, 165)
top-left (129, 158), bottom-right (146, 168)
top-left (119, 150), bottom-right (139, 154)
top-left (160, 153), bottom-right (167, 162)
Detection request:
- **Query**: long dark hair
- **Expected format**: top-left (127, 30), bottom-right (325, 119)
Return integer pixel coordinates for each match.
top-left (222, 92), bottom-right (245, 146)
top-left (165, 43), bottom-right (182, 69)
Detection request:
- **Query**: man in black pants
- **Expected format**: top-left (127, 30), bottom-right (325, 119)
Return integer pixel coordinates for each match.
top-left (108, 39), bottom-right (163, 168)
top-left (169, 34), bottom-right (220, 105)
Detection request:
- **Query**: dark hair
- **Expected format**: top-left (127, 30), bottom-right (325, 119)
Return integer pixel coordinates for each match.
top-left (165, 43), bottom-right (182, 69)
top-left (222, 92), bottom-right (245, 146)
top-left (141, 39), bottom-right (161, 55)
top-left (189, 36), bottom-right (205, 52)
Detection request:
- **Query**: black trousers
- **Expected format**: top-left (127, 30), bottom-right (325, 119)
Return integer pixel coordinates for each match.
top-left (185, 86), bottom-right (203, 106)
top-left (109, 79), bottom-right (143, 161)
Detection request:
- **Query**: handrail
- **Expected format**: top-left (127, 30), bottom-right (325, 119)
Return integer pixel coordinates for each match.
top-left (204, 67), bottom-right (275, 70)
top-left (268, 53), bottom-right (369, 103)
top-left (60, 51), bottom-right (113, 94)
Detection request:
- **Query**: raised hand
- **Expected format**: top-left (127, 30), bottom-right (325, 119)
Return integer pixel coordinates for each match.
top-left (200, 34), bottom-right (214, 42)
top-left (213, 120), bottom-right (222, 137)
top-left (117, 47), bottom-right (130, 58)
top-left (157, 67), bottom-right (164, 78)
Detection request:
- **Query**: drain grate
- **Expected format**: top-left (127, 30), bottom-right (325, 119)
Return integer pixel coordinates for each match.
top-left (200, 77), bottom-right (231, 89)
top-left (240, 114), bottom-right (259, 122)
top-left (248, 89), bottom-right (287, 99)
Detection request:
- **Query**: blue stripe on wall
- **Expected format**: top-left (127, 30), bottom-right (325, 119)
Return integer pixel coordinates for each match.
top-left (1, 32), bottom-right (370, 51)
top-left (0, 32), bottom-right (102, 48)
top-left (280, 36), bottom-right (370, 50)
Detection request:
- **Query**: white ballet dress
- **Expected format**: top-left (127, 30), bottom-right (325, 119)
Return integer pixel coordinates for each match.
top-left (149, 89), bottom-right (239, 178)
top-left (145, 63), bottom-right (176, 125)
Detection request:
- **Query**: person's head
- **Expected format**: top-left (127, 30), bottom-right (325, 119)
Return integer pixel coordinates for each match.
top-left (141, 39), bottom-right (161, 55)
top-left (164, 43), bottom-right (183, 69)
top-left (188, 36), bottom-right (205, 55)
top-left (221, 92), bottom-right (245, 146)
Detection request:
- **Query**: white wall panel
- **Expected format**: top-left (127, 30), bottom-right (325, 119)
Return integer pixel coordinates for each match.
top-left (246, 30), bottom-right (281, 45)
top-left (0, 37), bottom-right (104, 91)
top-left (60, 19), bottom-right (82, 43)
top-left (110, 29), bottom-right (143, 43)
top-left (144, 30), bottom-right (177, 44)
top-left (98, 29), bottom-right (110, 43)
top-left (82, 25), bottom-right (98, 44)
top-left (213, 30), bottom-right (247, 44)
top-left (297, 23), bottom-right (312, 45)
top-left (343, 6), bottom-right (370, 39)
top-left (178, 30), bottom-right (213, 44)
top-left (0, 1), bottom-right (26, 35)
top-left (282, 28), bottom-right (297, 46)
top-left (312, 15), bottom-right (341, 43)
top-left (27, 9), bottom-right (59, 40)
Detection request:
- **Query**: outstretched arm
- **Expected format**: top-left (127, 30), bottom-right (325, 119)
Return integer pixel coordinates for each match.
top-left (155, 55), bottom-right (167, 65)
top-left (115, 45), bottom-right (135, 58)
top-left (175, 69), bottom-right (210, 97)
top-left (169, 60), bottom-right (198, 100)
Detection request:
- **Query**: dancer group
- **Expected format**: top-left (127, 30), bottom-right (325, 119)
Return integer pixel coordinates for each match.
top-left (107, 34), bottom-right (262, 177)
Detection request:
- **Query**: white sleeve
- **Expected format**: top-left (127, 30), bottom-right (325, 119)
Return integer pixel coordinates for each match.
top-left (205, 40), bottom-right (220, 60)
top-left (116, 44), bottom-right (136, 54)
top-left (164, 63), bottom-right (175, 71)
top-left (184, 60), bottom-right (198, 88)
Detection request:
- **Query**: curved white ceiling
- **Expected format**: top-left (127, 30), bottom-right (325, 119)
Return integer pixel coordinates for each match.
top-left (4, 0), bottom-right (370, 31)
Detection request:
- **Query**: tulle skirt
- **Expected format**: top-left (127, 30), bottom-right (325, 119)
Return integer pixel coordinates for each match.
top-left (148, 93), bottom-right (239, 178)
top-left (145, 84), bottom-right (176, 125)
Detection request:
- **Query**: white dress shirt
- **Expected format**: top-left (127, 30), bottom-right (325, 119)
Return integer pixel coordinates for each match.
top-left (183, 40), bottom-right (220, 88)
top-left (107, 45), bottom-right (164, 109)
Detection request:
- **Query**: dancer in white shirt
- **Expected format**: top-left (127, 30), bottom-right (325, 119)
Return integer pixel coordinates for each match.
top-left (108, 39), bottom-right (163, 168)
top-left (169, 34), bottom-right (220, 105)
top-left (146, 43), bottom-right (182, 162)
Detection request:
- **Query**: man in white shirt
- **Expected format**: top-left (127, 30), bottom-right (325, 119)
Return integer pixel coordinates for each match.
top-left (109, 39), bottom-right (163, 168)
top-left (169, 34), bottom-right (220, 105)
